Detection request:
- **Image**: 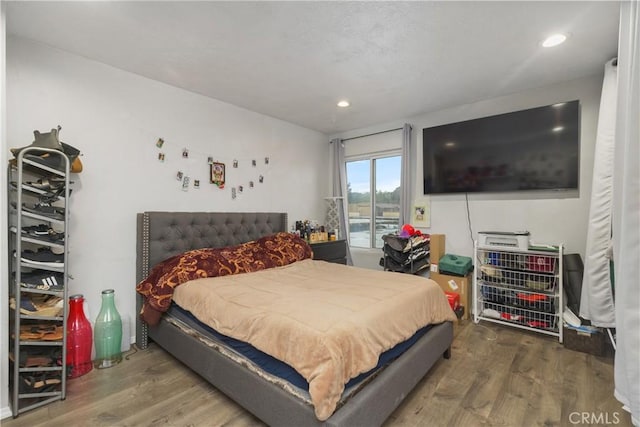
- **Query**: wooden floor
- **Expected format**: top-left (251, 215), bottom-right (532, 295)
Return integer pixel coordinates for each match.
top-left (3, 320), bottom-right (631, 427)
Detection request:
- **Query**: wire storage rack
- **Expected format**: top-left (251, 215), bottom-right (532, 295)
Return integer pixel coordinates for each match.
top-left (473, 243), bottom-right (563, 342)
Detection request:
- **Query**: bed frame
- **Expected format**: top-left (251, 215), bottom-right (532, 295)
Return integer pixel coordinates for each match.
top-left (135, 211), bottom-right (453, 427)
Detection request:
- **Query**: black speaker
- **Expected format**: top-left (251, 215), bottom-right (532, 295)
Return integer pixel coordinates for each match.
top-left (563, 253), bottom-right (584, 314)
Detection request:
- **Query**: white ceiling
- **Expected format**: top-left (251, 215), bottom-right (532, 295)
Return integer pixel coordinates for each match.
top-left (6, 1), bottom-right (620, 135)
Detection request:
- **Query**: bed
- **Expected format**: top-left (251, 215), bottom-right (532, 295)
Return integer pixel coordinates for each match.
top-left (135, 211), bottom-right (455, 426)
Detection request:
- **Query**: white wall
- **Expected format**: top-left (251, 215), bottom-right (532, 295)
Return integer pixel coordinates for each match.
top-left (2, 36), bottom-right (329, 415)
top-left (334, 74), bottom-right (603, 263)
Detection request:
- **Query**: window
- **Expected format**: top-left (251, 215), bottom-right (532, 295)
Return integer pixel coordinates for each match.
top-left (346, 154), bottom-right (401, 248)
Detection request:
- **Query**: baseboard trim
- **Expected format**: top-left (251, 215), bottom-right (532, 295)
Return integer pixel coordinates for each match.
top-left (1, 405), bottom-right (13, 420)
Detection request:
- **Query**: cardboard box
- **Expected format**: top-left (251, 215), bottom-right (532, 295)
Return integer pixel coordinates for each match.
top-left (429, 234), bottom-right (446, 273)
top-left (430, 271), bottom-right (471, 320)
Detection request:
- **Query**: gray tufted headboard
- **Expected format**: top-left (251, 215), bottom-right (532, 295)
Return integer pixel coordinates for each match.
top-left (135, 211), bottom-right (288, 347)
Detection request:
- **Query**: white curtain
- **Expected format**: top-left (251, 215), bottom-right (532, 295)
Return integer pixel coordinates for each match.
top-left (330, 138), bottom-right (353, 265)
top-left (612, 1), bottom-right (640, 424)
top-left (398, 123), bottom-right (412, 227)
top-left (579, 59), bottom-right (617, 327)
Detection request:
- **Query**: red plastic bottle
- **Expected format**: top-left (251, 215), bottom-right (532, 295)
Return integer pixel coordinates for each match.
top-left (67, 294), bottom-right (93, 378)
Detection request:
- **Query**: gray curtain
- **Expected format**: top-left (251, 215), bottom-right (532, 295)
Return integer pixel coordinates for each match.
top-left (398, 123), bottom-right (412, 227)
top-left (330, 138), bottom-right (353, 265)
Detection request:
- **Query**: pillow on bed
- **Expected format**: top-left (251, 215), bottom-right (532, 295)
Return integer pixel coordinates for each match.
top-left (137, 232), bottom-right (312, 325)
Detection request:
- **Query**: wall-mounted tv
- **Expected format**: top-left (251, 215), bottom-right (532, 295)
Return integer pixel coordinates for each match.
top-left (423, 100), bottom-right (580, 194)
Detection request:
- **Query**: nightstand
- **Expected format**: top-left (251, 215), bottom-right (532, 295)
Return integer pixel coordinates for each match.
top-left (311, 240), bottom-right (347, 264)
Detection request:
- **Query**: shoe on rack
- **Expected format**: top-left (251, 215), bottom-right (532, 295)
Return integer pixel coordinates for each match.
top-left (21, 202), bottom-right (65, 221)
top-left (9, 202), bottom-right (64, 220)
top-left (17, 270), bottom-right (64, 291)
top-left (19, 248), bottom-right (64, 267)
top-left (20, 224), bottom-right (52, 236)
top-left (39, 186), bottom-right (70, 204)
top-left (10, 295), bottom-right (64, 317)
top-left (9, 348), bottom-right (62, 367)
top-left (10, 178), bottom-right (65, 193)
top-left (16, 323), bottom-right (64, 341)
top-left (30, 178), bottom-right (65, 192)
top-left (19, 373), bottom-right (62, 394)
top-left (10, 225), bottom-right (65, 243)
top-left (23, 152), bottom-right (67, 172)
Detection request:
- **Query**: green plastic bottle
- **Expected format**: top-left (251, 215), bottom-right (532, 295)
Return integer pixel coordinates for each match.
top-left (94, 289), bottom-right (122, 369)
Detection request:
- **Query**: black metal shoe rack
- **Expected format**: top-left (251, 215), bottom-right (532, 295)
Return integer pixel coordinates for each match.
top-left (381, 234), bottom-right (431, 274)
top-left (8, 147), bottom-right (70, 416)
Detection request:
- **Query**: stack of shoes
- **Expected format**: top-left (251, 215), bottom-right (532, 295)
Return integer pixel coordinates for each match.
top-left (17, 270), bottom-right (64, 291)
top-left (9, 126), bottom-right (83, 173)
top-left (10, 295), bottom-right (64, 317)
top-left (19, 248), bottom-right (64, 267)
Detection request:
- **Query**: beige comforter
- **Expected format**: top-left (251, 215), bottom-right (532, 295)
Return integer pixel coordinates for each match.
top-left (172, 258), bottom-right (456, 420)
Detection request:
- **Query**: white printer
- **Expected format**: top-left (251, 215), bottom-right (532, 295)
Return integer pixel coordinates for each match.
top-left (477, 231), bottom-right (530, 250)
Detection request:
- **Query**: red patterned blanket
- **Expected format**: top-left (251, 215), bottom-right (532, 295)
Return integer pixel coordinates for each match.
top-left (136, 232), bottom-right (313, 325)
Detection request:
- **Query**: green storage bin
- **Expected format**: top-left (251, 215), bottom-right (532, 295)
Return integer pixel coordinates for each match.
top-left (438, 254), bottom-right (473, 276)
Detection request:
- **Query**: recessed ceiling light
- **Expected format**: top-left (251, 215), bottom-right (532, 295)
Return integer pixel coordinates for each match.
top-left (542, 34), bottom-right (567, 48)
top-left (552, 126), bottom-right (564, 132)
top-left (337, 100), bottom-right (350, 108)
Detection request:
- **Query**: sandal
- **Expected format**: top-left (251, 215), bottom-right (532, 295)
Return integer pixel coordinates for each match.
top-left (17, 323), bottom-right (62, 341)
top-left (17, 324), bottom-right (46, 340)
top-left (40, 325), bottom-right (64, 341)
top-left (19, 373), bottom-right (62, 394)
top-left (9, 348), bottom-right (61, 367)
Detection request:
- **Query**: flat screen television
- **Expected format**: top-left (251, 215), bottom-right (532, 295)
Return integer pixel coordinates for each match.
top-left (423, 100), bottom-right (580, 194)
